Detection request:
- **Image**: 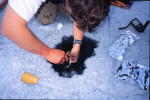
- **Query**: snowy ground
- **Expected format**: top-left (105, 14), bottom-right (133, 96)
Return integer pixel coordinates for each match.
top-left (0, 1), bottom-right (149, 99)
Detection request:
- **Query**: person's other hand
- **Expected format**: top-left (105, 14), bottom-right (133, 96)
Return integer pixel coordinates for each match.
top-left (66, 51), bottom-right (79, 63)
top-left (45, 48), bottom-right (68, 64)
top-left (66, 43), bottom-right (80, 63)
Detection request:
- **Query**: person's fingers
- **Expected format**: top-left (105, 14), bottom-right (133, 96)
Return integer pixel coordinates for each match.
top-left (59, 58), bottom-right (65, 64)
top-left (66, 52), bottom-right (71, 57)
top-left (57, 58), bottom-right (62, 64)
top-left (62, 57), bottom-right (66, 64)
top-left (66, 51), bottom-right (79, 63)
top-left (71, 54), bottom-right (75, 59)
top-left (70, 56), bottom-right (75, 62)
top-left (64, 54), bottom-right (68, 61)
top-left (71, 59), bottom-right (77, 63)
top-left (70, 53), bottom-right (78, 63)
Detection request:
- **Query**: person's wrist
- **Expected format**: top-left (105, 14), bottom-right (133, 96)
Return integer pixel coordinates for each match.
top-left (73, 39), bottom-right (82, 44)
top-left (72, 43), bottom-right (81, 52)
top-left (41, 45), bottom-right (51, 58)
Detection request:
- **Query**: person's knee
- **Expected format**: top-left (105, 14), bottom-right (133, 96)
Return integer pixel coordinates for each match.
top-left (57, 3), bottom-right (70, 18)
top-left (35, 2), bottom-right (58, 25)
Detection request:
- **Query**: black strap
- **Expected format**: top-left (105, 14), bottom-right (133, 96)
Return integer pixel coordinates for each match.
top-left (119, 22), bottom-right (131, 29)
top-left (142, 21), bottom-right (150, 32)
top-left (119, 20), bottom-right (150, 32)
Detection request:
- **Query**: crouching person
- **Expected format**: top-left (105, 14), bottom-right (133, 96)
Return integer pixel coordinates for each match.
top-left (1, 0), bottom-right (111, 64)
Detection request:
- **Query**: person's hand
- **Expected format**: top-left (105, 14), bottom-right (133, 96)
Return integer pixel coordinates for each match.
top-left (45, 48), bottom-right (68, 64)
top-left (66, 43), bottom-right (81, 63)
top-left (66, 51), bottom-right (79, 63)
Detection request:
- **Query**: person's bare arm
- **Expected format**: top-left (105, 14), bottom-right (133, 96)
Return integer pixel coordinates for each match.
top-left (1, 5), bottom-right (68, 64)
top-left (67, 21), bottom-right (84, 63)
top-left (73, 21), bottom-right (84, 51)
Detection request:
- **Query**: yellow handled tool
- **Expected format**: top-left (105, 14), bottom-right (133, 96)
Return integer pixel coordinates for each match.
top-left (21, 73), bottom-right (39, 84)
top-left (21, 72), bottom-right (70, 92)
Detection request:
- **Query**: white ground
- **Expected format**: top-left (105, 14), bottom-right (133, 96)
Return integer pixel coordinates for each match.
top-left (0, 1), bottom-right (149, 99)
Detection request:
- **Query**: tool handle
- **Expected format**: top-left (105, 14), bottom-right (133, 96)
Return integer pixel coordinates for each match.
top-left (21, 73), bottom-right (39, 84)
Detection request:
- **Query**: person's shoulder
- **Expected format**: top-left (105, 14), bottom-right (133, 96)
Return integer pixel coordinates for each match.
top-left (8, 0), bottom-right (46, 22)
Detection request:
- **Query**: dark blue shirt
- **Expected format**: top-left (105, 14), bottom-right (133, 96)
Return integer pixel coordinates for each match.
top-left (48, 0), bottom-right (65, 3)
top-left (48, 0), bottom-right (65, 6)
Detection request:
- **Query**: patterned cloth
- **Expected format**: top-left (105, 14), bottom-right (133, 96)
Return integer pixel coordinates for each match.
top-left (114, 60), bottom-right (149, 90)
top-left (109, 31), bottom-right (140, 61)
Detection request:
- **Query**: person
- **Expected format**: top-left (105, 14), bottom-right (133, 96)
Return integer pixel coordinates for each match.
top-left (1, 0), bottom-right (111, 64)
top-left (0, 0), bottom-right (8, 9)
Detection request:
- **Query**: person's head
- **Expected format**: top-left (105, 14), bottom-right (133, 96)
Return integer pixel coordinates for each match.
top-left (66, 0), bottom-right (111, 33)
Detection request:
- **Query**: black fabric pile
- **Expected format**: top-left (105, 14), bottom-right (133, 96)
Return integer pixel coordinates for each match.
top-left (48, 36), bottom-right (98, 78)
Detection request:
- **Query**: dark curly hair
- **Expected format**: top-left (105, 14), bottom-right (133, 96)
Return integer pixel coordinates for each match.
top-left (68, 0), bottom-right (111, 33)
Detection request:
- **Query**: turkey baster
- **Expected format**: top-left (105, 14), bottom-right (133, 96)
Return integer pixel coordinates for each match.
top-left (21, 73), bottom-right (70, 92)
